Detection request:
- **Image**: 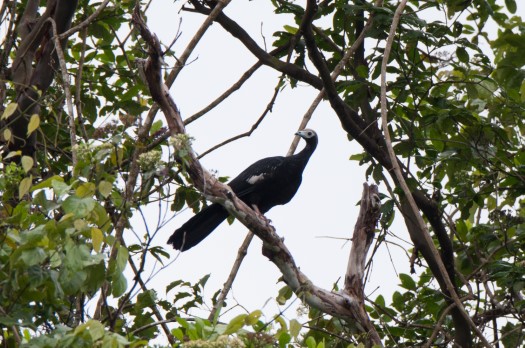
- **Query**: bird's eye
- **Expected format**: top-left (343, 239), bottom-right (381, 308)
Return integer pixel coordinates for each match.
top-left (307, 132), bottom-right (312, 136)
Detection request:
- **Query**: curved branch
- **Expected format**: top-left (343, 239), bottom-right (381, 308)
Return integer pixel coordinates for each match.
top-left (185, 0), bottom-right (324, 90)
top-left (132, 10), bottom-right (383, 342)
top-left (185, 61), bottom-right (262, 125)
top-left (287, 0), bottom-right (383, 156)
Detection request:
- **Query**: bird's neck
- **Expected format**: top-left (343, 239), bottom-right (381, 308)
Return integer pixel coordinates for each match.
top-left (293, 140), bottom-right (317, 164)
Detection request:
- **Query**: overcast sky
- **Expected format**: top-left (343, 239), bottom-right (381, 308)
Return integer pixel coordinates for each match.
top-left (126, 0), bottom-right (525, 325)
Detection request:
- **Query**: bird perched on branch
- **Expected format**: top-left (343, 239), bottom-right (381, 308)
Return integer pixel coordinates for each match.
top-left (168, 129), bottom-right (318, 251)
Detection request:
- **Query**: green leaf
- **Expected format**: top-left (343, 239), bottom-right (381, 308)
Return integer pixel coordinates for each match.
top-left (349, 153), bottom-right (364, 161)
top-left (32, 175), bottom-right (64, 190)
top-left (76, 182), bottom-right (96, 198)
top-left (283, 25), bottom-right (298, 34)
top-left (278, 332), bottom-right (291, 346)
top-left (3, 150), bottom-right (20, 160)
top-left (399, 273), bottom-right (416, 291)
top-left (1, 102), bottom-right (17, 120)
top-left (223, 314), bottom-right (247, 335)
top-left (63, 196), bottom-right (96, 218)
top-left (456, 47), bottom-right (469, 63)
top-left (82, 320), bottom-right (105, 341)
top-left (21, 156), bottom-right (33, 173)
top-left (52, 179), bottom-right (71, 198)
top-left (306, 336), bottom-right (317, 348)
top-left (505, 0), bottom-right (516, 13)
top-left (112, 271), bottom-right (127, 297)
top-left (150, 120), bottom-right (163, 135)
top-left (3, 128), bottom-right (11, 141)
top-left (276, 285), bottom-right (293, 305)
top-left (19, 176), bottom-right (32, 197)
top-left (98, 180), bottom-right (112, 198)
top-left (115, 245), bottom-right (129, 274)
top-left (91, 228), bottom-right (103, 253)
top-left (289, 319), bottom-right (301, 338)
top-left (19, 247), bottom-right (47, 266)
top-left (375, 294), bottom-right (385, 307)
top-left (27, 114), bottom-right (40, 135)
top-left (245, 310), bottom-right (262, 325)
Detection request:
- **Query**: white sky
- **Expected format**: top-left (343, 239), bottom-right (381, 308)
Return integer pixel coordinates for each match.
top-left (126, 0), bottom-right (524, 333)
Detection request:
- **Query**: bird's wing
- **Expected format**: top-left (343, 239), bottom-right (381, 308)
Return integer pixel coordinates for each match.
top-left (228, 156), bottom-right (285, 197)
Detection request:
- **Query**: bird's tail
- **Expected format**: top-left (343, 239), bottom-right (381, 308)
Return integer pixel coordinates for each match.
top-left (168, 203), bottom-right (229, 251)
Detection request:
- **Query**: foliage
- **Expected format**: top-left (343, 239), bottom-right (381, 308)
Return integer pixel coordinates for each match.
top-left (0, 0), bottom-right (524, 347)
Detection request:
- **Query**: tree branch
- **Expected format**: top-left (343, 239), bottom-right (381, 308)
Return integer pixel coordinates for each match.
top-left (287, 0), bottom-right (383, 156)
top-left (208, 232), bottom-right (254, 322)
top-left (379, 1), bottom-right (488, 347)
top-left (185, 0), bottom-right (324, 90)
top-left (344, 183), bottom-right (382, 347)
top-left (132, 10), bottom-right (384, 341)
top-left (48, 17), bottom-right (77, 166)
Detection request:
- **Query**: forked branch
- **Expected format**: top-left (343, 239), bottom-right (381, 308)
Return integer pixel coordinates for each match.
top-left (132, 8), bottom-right (385, 346)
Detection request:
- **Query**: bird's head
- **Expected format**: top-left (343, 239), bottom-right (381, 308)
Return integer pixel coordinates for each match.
top-left (295, 128), bottom-right (317, 140)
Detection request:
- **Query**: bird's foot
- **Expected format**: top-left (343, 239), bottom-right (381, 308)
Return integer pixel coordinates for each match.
top-left (251, 205), bottom-right (272, 227)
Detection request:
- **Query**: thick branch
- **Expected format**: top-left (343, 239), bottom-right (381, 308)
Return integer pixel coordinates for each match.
top-left (132, 9), bottom-right (380, 337)
top-left (345, 183), bottom-right (382, 347)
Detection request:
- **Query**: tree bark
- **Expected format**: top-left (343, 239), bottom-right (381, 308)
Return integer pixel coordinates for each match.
top-left (6, 0), bottom-right (78, 158)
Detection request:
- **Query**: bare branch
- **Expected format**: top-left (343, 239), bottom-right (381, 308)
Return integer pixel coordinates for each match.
top-left (132, 9), bottom-right (384, 337)
top-left (208, 232), bottom-right (254, 322)
top-left (287, 0), bottom-right (383, 156)
top-left (197, 73), bottom-right (284, 158)
top-left (49, 17), bottom-right (77, 166)
top-left (58, 0), bottom-right (111, 40)
top-left (167, 0), bottom-right (232, 85)
top-left (185, 62), bottom-right (263, 125)
top-left (186, 0), bottom-right (324, 89)
top-left (344, 183), bottom-right (382, 346)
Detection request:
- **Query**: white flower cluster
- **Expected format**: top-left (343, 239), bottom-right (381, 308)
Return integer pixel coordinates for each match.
top-left (137, 150), bottom-right (162, 171)
top-left (169, 133), bottom-right (193, 151)
top-left (183, 335), bottom-right (245, 348)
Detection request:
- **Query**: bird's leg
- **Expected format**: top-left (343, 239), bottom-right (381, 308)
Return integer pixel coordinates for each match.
top-left (252, 205), bottom-right (272, 227)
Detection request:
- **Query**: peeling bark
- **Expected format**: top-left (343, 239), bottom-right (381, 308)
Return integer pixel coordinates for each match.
top-left (132, 8), bottom-right (384, 346)
top-left (344, 184), bottom-right (382, 347)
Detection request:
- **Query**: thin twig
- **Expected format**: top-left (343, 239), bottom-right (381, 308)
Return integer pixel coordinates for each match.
top-left (208, 232), bottom-right (254, 322)
top-left (131, 318), bottom-right (178, 336)
top-left (58, 0), bottom-right (110, 39)
top-left (49, 17), bottom-right (77, 166)
top-left (197, 73), bottom-right (284, 158)
top-left (423, 302), bottom-right (457, 348)
top-left (166, 0), bottom-right (232, 86)
top-left (287, 0), bottom-right (384, 156)
top-left (74, 26), bottom-right (89, 141)
top-left (184, 62), bottom-right (263, 125)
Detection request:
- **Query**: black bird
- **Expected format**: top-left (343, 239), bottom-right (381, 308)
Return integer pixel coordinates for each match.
top-left (168, 129), bottom-right (318, 251)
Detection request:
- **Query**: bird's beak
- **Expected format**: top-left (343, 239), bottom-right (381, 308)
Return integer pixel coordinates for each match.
top-left (295, 130), bottom-right (305, 138)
